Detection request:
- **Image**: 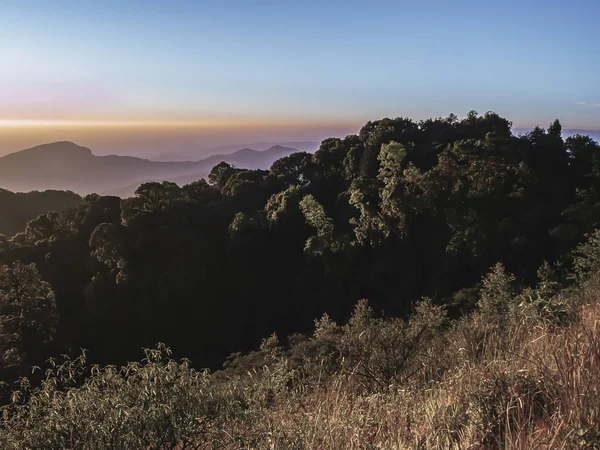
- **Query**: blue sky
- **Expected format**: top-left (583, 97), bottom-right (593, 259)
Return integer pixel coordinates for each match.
top-left (0, 0), bottom-right (598, 155)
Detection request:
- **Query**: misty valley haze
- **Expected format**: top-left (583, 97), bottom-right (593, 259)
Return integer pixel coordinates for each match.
top-left (0, 128), bottom-right (597, 198)
top-left (0, 141), bottom-right (304, 197)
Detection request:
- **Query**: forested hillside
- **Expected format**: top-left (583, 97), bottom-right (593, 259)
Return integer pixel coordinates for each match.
top-left (1, 111), bottom-right (600, 404)
top-left (0, 189), bottom-right (82, 237)
top-left (2, 111), bottom-right (600, 447)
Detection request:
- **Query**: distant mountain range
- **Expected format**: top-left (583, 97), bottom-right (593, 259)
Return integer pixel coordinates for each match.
top-left (0, 141), bottom-right (301, 198)
top-left (3, 130), bottom-right (597, 199)
top-left (153, 141), bottom-right (320, 161)
top-left (102, 145), bottom-right (300, 197)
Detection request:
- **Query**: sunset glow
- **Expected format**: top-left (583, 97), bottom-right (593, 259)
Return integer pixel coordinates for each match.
top-left (0, 0), bottom-right (598, 157)
top-left (0, 119), bottom-right (356, 129)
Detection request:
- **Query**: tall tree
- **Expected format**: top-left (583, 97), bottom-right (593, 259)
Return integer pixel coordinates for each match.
top-left (0, 262), bottom-right (57, 369)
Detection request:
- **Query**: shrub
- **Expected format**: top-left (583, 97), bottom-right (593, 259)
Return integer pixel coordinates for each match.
top-left (573, 229), bottom-right (600, 282)
top-left (0, 262), bottom-right (57, 370)
top-left (339, 298), bottom-right (447, 389)
top-left (0, 345), bottom-right (249, 449)
top-left (477, 263), bottom-right (517, 325)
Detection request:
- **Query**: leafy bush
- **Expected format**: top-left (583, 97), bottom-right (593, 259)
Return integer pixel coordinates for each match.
top-left (338, 299), bottom-right (447, 389)
top-left (225, 298), bottom-right (448, 391)
top-left (1, 345), bottom-right (249, 450)
top-left (0, 262), bottom-right (57, 369)
top-left (573, 229), bottom-right (600, 281)
top-left (477, 263), bottom-right (518, 325)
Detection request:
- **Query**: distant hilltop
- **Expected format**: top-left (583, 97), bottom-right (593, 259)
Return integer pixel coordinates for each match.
top-left (153, 141), bottom-right (320, 161)
top-left (0, 141), bottom-right (302, 197)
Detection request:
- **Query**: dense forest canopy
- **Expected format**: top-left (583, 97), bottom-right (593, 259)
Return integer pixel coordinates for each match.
top-left (1, 111), bottom-right (600, 386)
top-left (0, 189), bottom-right (82, 237)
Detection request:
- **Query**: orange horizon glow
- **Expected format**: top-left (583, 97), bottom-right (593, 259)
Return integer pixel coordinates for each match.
top-left (0, 118), bottom-right (364, 130)
top-left (0, 118), bottom-right (365, 158)
top-left (1, 118), bottom-right (598, 133)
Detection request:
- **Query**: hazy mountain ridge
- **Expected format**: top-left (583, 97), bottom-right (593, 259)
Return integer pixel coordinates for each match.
top-left (0, 141), bottom-right (301, 197)
top-left (153, 141), bottom-right (319, 161)
top-left (192, 144), bottom-right (299, 173)
top-left (103, 144), bottom-right (301, 197)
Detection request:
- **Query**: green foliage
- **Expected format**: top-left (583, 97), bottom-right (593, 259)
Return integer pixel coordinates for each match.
top-left (228, 298), bottom-right (448, 390)
top-left (182, 178), bottom-right (221, 205)
top-left (269, 151), bottom-right (314, 187)
top-left (348, 141), bottom-right (410, 244)
top-left (348, 178), bottom-right (387, 245)
top-left (548, 118), bottom-right (562, 138)
top-left (89, 223), bottom-right (127, 272)
top-left (376, 141), bottom-right (409, 236)
top-left (573, 229), bottom-right (600, 281)
top-left (518, 261), bottom-right (572, 325)
top-left (0, 189), bottom-right (82, 238)
top-left (0, 262), bottom-right (57, 369)
top-left (299, 194), bottom-right (337, 256)
top-left (339, 298), bottom-right (447, 389)
top-left (0, 345), bottom-right (248, 449)
top-left (477, 263), bottom-right (517, 324)
top-left (121, 181), bottom-right (181, 224)
top-left (208, 161), bottom-right (239, 190)
top-left (265, 185), bottom-right (303, 225)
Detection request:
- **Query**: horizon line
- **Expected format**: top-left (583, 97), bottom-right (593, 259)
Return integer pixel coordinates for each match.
top-left (0, 119), bottom-right (597, 133)
top-left (0, 118), bottom-right (364, 129)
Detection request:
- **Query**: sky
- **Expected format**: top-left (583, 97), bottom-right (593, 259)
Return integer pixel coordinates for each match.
top-left (0, 0), bottom-right (599, 157)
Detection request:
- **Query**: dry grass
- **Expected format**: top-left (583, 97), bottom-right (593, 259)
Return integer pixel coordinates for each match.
top-left (4, 281), bottom-right (600, 449)
top-left (222, 292), bottom-right (600, 449)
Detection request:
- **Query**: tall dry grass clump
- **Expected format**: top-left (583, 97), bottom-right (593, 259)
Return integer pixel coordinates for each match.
top-left (228, 280), bottom-right (600, 449)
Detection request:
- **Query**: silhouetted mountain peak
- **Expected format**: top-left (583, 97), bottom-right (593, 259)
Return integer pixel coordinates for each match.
top-left (0, 141), bottom-right (300, 196)
top-left (5, 141), bottom-right (93, 160)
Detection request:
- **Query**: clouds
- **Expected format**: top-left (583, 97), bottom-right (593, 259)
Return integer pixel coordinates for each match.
top-left (575, 101), bottom-right (600, 107)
